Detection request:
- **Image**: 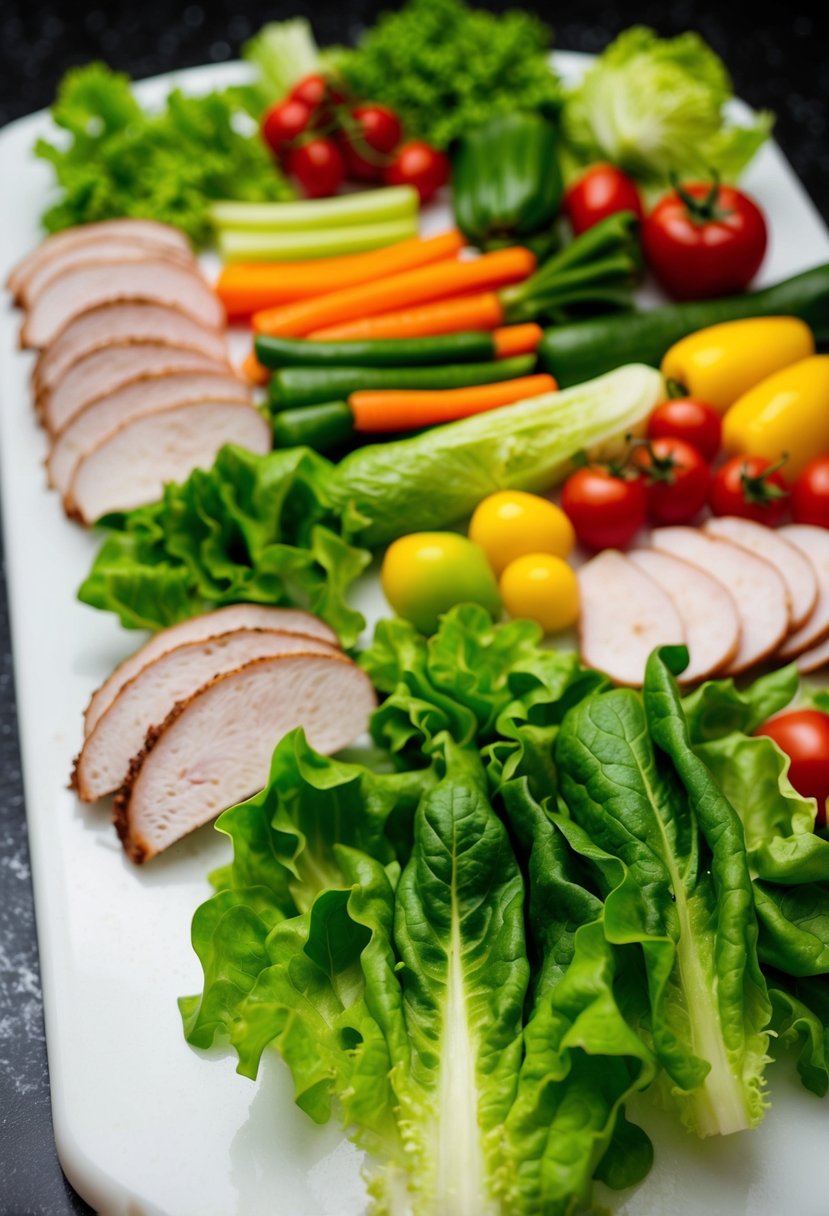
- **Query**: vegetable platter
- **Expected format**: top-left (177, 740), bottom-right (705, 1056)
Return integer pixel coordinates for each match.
top-left (1, 52), bottom-right (829, 1216)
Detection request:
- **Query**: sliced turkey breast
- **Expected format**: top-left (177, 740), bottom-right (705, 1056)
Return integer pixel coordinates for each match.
top-left (112, 652), bottom-right (377, 862)
top-left (74, 628), bottom-right (340, 802)
top-left (578, 550), bottom-right (685, 687)
top-left (7, 219), bottom-right (192, 298)
top-left (40, 343), bottom-right (229, 435)
top-left (19, 240), bottom-right (196, 309)
top-left (34, 303), bottom-right (229, 398)
top-left (629, 548), bottom-right (740, 683)
top-left (777, 526), bottom-right (829, 658)
top-left (21, 258), bottom-right (225, 349)
top-left (650, 527), bottom-right (789, 675)
top-left (704, 516), bottom-right (818, 630)
top-left (65, 400), bottom-right (271, 523)
top-left (48, 371), bottom-right (252, 494)
top-left (84, 605), bottom-right (339, 736)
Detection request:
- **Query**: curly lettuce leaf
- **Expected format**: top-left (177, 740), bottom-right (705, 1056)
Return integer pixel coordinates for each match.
top-left (563, 27), bottom-right (772, 187)
top-left (78, 445), bottom-right (370, 646)
top-left (554, 648), bottom-right (771, 1137)
top-left (35, 63), bottom-right (293, 244)
top-left (768, 971), bottom-right (829, 1097)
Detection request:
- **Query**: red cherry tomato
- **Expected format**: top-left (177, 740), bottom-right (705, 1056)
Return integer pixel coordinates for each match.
top-left (261, 97), bottom-right (313, 159)
top-left (287, 137), bottom-right (345, 198)
top-left (630, 437), bottom-right (711, 525)
top-left (642, 180), bottom-right (768, 301)
top-left (647, 399), bottom-right (722, 463)
top-left (384, 140), bottom-right (450, 202)
top-left (792, 456), bottom-right (829, 528)
top-left (562, 164), bottom-right (643, 235)
top-left (289, 74), bottom-right (347, 126)
top-left (340, 104), bottom-right (403, 181)
top-left (755, 710), bottom-right (829, 827)
top-left (709, 455), bottom-right (789, 525)
top-left (561, 467), bottom-right (647, 550)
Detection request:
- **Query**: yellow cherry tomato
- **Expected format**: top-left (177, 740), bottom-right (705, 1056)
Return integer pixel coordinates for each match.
top-left (381, 532), bottom-right (501, 634)
top-left (468, 491), bottom-right (575, 576)
top-left (499, 553), bottom-right (579, 634)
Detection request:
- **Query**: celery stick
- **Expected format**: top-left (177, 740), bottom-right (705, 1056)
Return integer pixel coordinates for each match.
top-left (217, 216), bottom-right (419, 262)
top-left (210, 186), bottom-right (418, 232)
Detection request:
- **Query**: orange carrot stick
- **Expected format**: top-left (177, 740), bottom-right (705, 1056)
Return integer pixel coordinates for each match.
top-left (217, 230), bottom-right (465, 318)
top-left (252, 248), bottom-right (536, 339)
top-left (309, 292), bottom-right (506, 342)
top-left (349, 374), bottom-right (557, 433)
top-left (492, 323), bottom-right (543, 359)
top-left (241, 350), bottom-right (269, 386)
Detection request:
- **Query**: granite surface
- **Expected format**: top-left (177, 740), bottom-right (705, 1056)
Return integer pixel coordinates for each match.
top-left (0, 3), bottom-right (826, 1214)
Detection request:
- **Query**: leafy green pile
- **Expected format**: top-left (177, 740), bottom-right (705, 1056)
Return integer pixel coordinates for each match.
top-left (77, 445), bottom-right (369, 647)
top-left (336, 0), bottom-right (563, 149)
top-left (181, 608), bottom-right (829, 1213)
top-left (35, 63), bottom-right (293, 244)
top-left (562, 27), bottom-right (773, 188)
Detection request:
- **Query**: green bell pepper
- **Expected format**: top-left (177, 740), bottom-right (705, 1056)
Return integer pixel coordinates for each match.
top-left (452, 111), bottom-right (563, 255)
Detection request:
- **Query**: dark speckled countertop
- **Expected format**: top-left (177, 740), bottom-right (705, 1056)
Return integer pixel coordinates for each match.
top-left (0, 3), bottom-right (826, 1213)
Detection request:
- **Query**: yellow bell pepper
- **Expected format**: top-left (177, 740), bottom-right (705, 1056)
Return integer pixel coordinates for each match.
top-left (722, 355), bottom-right (829, 479)
top-left (661, 317), bottom-right (815, 412)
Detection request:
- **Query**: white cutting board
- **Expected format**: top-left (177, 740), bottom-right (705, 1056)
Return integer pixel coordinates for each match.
top-left (1, 55), bottom-right (829, 1216)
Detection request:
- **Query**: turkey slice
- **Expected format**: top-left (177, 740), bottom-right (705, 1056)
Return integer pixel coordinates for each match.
top-left (34, 303), bottom-right (229, 398)
top-left (578, 549), bottom-right (685, 687)
top-left (112, 653), bottom-right (377, 862)
top-left (777, 526), bottom-right (829, 658)
top-left (19, 239), bottom-right (195, 308)
top-left (40, 342), bottom-right (229, 435)
top-left (64, 401), bottom-right (271, 523)
top-left (629, 548), bottom-right (740, 683)
top-left (74, 628), bottom-right (340, 802)
top-left (84, 605), bottom-right (339, 736)
top-left (704, 516), bottom-right (818, 630)
top-left (21, 258), bottom-right (224, 348)
top-left (6, 219), bottom-right (192, 298)
top-left (650, 527), bottom-right (789, 674)
top-left (48, 371), bottom-right (252, 494)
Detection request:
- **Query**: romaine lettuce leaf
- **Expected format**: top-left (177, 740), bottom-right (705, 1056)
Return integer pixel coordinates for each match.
top-left (554, 648), bottom-right (771, 1136)
top-left (768, 971), bottom-right (829, 1097)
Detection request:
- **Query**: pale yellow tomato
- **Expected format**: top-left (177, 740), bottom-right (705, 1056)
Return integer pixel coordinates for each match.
top-left (499, 553), bottom-right (579, 634)
top-left (381, 532), bottom-right (501, 634)
top-left (468, 490), bottom-right (575, 576)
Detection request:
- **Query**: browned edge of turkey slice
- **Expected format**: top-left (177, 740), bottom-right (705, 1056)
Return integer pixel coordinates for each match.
top-left (18, 240), bottom-right (197, 309)
top-left (6, 219), bottom-right (192, 296)
top-left (69, 629), bottom-right (341, 799)
top-left (111, 651), bottom-right (368, 863)
top-left (82, 607), bottom-right (340, 736)
top-left (32, 306), bottom-right (228, 396)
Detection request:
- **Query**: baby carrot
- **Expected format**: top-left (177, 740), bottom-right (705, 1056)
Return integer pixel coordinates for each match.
top-left (252, 248), bottom-right (536, 338)
top-left (309, 292), bottom-right (505, 342)
top-left (492, 323), bottom-right (544, 359)
top-left (350, 374), bottom-right (557, 433)
top-left (241, 350), bottom-right (269, 386)
top-left (216, 230), bottom-right (465, 318)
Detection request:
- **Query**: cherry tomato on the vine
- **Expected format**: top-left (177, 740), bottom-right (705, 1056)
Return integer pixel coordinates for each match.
top-left (561, 466), bottom-right (647, 551)
top-left (642, 179), bottom-right (768, 301)
top-left (630, 437), bottom-right (710, 526)
top-left (792, 456), bottom-right (829, 528)
top-left (340, 104), bottom-right (403, 181)
top-left (261, 97), bottom-right (313, 158)
top-left (647, 398), bottom-right (722, 463)
top-left (384, 140), bottom-right (450, 202)
top-left (289, 74), bottom-right (347, 125)
top-left (287, 137), bottom-right (346, 198)
top-left (755, 710), bottom-right (829, 827)
top-left (709, 455), bottom-right (789, 525)
top-left (563, 164), bottom-right (643, 235)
